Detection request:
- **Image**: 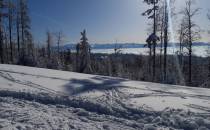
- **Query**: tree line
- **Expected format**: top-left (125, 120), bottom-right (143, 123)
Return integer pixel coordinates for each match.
top-left (0, 0), bottom-right (33, 65)
top-left (142, 0), bottom-right (207, 86)
top-left (0, 0), bottom-right (210, 87)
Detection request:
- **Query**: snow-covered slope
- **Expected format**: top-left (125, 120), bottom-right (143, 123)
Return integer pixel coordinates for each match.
top-left (0, 64), bottom-right (210, 130)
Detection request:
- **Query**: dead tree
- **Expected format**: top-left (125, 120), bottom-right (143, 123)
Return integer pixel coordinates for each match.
top-left (46, 31), bottom-right (52, 59)
top-left (177, 18), bottom-right (188, 69)
top-left (163, 0), bottom-right (168, 82)
top-left (181, 0), bottom-right (200, 85)
top-left (18, 0), bottom-right (32, 62)
top-left (55, 31), bottom-right (64, 55)
top-left (155, 1), bottom-right (165, 81)
top-left (16, 0), bottom-right (20, 56)
top-left (207, 10), bottom-right (210, 83)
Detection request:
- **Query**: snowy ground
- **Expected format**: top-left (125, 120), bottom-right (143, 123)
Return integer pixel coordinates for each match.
top-left (0, 64), bottom-right (210, 130)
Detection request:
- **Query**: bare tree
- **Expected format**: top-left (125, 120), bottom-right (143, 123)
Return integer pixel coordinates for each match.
top-left (207, 10), bottom-right (210, 83)
top-left (155, 1), bottom-right (166, 81)
top-left (55, 31), bottom-right (64, 55)
top-left (8, 0), bottom-right (15, 62)
top-left (0, 0), bottom-right (9, 63)
top-left (177, 19), bottom-right (185, 56)
top-left (46, 31), bottom-right (52, 59)
top-left (19, 0), bottom-right (32, 61)
top-left (157, 4), bottom-right (164, 61)
top-left (16, 0), bottom-right (20, 56)
top-left (0, 6), bottom-right (4, 63)
top-left (163, 0), bottom-right (168, 83)
top-left (181, 0), bottom-right (200, 85)
top-left (3, 28), bottom-right (9, 63)
top-left (177, 17), bottom-right (189, 68)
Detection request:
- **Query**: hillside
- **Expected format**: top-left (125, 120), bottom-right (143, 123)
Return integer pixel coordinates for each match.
top-left (0, 64), bottom-right (210, 130)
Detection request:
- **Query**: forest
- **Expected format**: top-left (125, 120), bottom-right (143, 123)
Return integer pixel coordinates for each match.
top-left (0, 0), bottom-right (210, 87)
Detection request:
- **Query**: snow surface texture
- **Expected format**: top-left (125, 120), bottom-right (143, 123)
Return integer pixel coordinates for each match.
top-left (0, 64), bottom-right (210, 130)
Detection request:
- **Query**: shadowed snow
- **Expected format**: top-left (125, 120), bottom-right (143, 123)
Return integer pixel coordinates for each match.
top-left (0, 64), bottom-right (210, 130)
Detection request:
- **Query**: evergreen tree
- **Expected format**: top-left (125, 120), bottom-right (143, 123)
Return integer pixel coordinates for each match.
top-left (76, 29), bottom-right (92, 73)
top-left (142, 0), bottom-right (160, 81)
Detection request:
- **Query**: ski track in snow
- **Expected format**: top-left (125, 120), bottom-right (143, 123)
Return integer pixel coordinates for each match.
top-left (0, 70), bottom-right (67, 96)
top-left (0, 64), bottom-right (210, 130)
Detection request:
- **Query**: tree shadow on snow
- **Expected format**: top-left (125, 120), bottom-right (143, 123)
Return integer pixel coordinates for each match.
top-left (63, 75), bottom-right (128, 95)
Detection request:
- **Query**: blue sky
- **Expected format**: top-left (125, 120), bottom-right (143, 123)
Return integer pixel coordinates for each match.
top-left (28, 0), bottom-right (210, 44)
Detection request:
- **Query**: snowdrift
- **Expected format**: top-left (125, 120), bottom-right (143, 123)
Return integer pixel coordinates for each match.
top-left (0, 64), bottom-right (210, 130)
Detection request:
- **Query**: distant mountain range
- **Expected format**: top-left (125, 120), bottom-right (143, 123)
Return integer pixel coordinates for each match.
top-left (62, 42), bottom-right (210, 50)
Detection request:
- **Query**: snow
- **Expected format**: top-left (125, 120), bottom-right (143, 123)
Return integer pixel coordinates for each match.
top-left (91, 46), bottom-right (210, 57)
top-left (0, 64), bottom-right (210, 129)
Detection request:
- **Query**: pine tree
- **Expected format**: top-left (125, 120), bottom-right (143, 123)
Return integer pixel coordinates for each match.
top-left (76, 29), bottom-right (92, 73)
top-left (142, 0), bottom-right (160, 81)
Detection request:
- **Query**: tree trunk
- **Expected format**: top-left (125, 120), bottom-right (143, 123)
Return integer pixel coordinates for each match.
top-left (152, 1), bottom-right (157, 81)
top-left (21, 10), bottom-right (25, 59)
top-left (189, 47), bottom-right (192, 85)
top-left (0, 13), bottom-right (4, 63)
top-left (17, 13), bottom-right (20, 56)
top-left (188, 3), bottom-right (192, 85)
top-left (163, 1), bottom-right (168, 83)
top-left (9, 5), bottom-right (13, 62)
top-left (149, 46), bottom-right (152, 76)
